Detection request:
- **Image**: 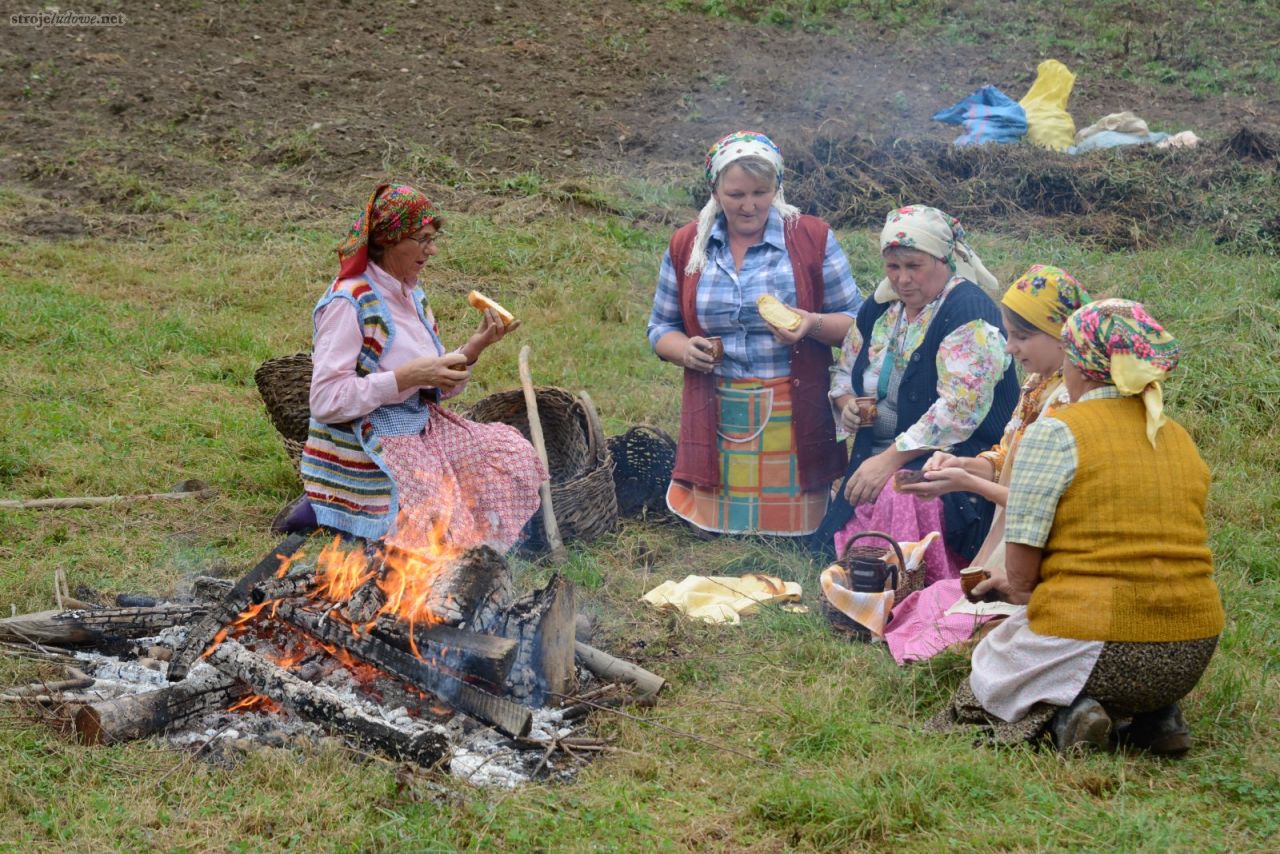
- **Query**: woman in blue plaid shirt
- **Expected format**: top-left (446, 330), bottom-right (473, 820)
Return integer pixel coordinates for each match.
top-left (646, 131), bottom-right (863, 536)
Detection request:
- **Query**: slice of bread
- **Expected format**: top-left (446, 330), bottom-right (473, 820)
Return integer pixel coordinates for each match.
top-left (467, 290), bottom-right (516, 326)
top-left (756, 294), bottom-right (802, 331)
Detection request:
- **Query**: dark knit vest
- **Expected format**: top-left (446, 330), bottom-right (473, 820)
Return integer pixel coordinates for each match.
top-left (809, 280), bottom-right (1020, 560)
top-left (667, 214), bottom-right (846, 492)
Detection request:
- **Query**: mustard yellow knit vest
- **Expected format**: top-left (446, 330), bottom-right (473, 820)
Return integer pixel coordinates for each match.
top-left (1026, 396), bottom-right (1224, 642)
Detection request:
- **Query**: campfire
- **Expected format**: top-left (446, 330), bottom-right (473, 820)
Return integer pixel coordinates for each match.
top-left (0, 530), bottom-right (664, 785)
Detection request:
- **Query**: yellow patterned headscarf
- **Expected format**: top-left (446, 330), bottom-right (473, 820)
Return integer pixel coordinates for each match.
top-left (1063, 299), bottom-right (1180, 447)
top-left (1002, 264), bottom-right (1092, 336)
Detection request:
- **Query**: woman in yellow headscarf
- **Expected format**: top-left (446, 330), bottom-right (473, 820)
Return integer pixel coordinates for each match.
top-left (883, 265), bottom-right (1091, 663)
top-left (930, 299), bottom-right (1223, 756)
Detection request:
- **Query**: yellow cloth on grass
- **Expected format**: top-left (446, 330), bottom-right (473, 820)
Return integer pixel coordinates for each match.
top-left (642, 573), bottom-right (801, 625)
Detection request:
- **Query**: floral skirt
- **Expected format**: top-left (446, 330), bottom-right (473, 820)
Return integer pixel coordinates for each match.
top-left (380, 406), bottom-right (545, 552)
top-left (666, 376), bottom-right (828, 536)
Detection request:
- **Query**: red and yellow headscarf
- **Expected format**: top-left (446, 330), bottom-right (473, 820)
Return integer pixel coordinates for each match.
top-left (1063, 299), bottom-right (1180, 447)
top-left (337, 184), bottom-right (440, 279)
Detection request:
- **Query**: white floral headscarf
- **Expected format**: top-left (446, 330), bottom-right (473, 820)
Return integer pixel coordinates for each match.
top-left (685, 130), bottom-right (800, 275)
top-left (875, 205), bottom-right (997, 302)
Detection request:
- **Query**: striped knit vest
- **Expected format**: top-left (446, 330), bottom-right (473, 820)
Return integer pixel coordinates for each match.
top-left (300, 276), bottom-right (434, 540)
top-left (1027, 396), bottom-right (1224, 642)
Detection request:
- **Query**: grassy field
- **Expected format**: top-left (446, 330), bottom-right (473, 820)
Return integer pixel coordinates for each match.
top-left (1, 163), bottom-right (1278, 850)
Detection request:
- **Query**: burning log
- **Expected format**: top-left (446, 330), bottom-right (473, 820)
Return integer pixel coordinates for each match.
top-left (574, 642), bottom-right (666, 698)
top-left (249, 572), bottom-right (317, 605)
top-left (345, 575), bottom-right (385, 623)
top-left (206, 639), bottom-right (448, 768)
top-left (371, 619), bottom-right (518, 687)
top-left (374, 544), bottom-right (513, 628)
top-left (168, 533), bottom-right (309, 682)
top-left (277, 604), bottom-right (532, 739)
top-left (0, 605), bottom-right (207, 647)
top-left (74, 668), bottom-right (248, 745)
top-left (491, 574), bottom-right (577, 707)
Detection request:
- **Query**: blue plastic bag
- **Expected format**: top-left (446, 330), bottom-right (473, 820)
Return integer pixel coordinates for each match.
top-left (932, 86), bottom-right (1028, 146)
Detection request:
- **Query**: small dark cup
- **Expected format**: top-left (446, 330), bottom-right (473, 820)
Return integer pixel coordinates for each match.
top-left (961, 567), bottom-right (992, 603)
top-left (854, 395), bottom-right (878, 426)
top-left (704, 336), bottom-right (724, 364)
top-left (894, 469), bottom-right (926, 490)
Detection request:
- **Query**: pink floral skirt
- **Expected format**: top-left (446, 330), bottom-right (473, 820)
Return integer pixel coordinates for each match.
top-left (380, 407), bottom-right (545, 552)
top-left (833, 481), bottom-right (960, 586)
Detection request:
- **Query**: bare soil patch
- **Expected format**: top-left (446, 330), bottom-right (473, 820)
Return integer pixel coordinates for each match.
top-left (1, 0), bottom-right (1276, 228)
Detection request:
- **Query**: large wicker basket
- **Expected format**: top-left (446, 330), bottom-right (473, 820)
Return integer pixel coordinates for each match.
top-left (254, 352), bottom-right (313, 468)
top-left (466, 386), bottom-right (618, 550)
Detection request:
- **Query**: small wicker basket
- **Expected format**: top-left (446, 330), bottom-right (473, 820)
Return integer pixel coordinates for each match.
top-left (467, 386), bottom-right (618, 550)
top-left (820, 530), bottom-right (921, 641)
top-left (606, 425), bottom-right (676, 518)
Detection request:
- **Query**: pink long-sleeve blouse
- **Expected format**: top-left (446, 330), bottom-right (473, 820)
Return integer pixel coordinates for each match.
top-left (309, 262), bottom-right (467, 424)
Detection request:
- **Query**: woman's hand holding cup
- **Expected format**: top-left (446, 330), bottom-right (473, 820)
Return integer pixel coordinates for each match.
top-left (682, 337), bottom-right (719, 373)
top-left (839, 398), bottom-right (863, 434)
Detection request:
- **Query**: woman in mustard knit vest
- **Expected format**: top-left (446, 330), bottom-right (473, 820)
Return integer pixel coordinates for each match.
top-left (930, 299), bottom-right (1223, 755)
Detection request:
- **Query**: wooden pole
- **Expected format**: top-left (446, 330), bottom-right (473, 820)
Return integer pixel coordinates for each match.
top-left (517, 345), bottom-right (567, 561)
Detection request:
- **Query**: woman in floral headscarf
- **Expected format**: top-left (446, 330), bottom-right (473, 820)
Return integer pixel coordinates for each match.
top-left (297, 183), bottom-right (544, 549)
top-left (647, 131), bottom-right (863, 536)
top-left (883, 265), bottom-right (1091, 664)
top-left (813, 206), bottom-right (1021, 581)
top-left (930, 299), bottom-right (1223, 756)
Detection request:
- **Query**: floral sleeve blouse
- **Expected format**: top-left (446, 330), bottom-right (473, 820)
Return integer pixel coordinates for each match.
top-left (828, 277), bottom-right (1010, 451)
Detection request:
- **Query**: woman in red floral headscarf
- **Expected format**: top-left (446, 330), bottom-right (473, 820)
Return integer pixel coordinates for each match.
top-left (297, 184), bottom-right (544, 550)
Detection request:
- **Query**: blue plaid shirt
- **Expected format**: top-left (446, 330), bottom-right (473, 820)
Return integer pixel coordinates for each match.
top-left (647, 209), bottom-right (863, 379)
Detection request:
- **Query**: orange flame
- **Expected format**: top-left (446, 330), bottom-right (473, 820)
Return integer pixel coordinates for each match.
top-left (229, 694), bottom-right (281, 714)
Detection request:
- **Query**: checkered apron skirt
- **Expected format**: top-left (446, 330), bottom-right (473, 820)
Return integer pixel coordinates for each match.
top-left (379, 404), bottom-right (545, 552)
top-left (666, 376), bottom-right (828, 536)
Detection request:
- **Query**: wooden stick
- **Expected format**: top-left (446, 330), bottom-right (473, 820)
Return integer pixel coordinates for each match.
top-left (574, 642), bottom-right (666, 698)
top-left (517, 344), bottom-right (566, 561)
top-left (4, 677), bottom-right (94, 697)
top-left (0, 483), bottom-right (217, 510)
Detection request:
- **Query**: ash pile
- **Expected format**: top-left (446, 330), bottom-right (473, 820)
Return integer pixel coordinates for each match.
top-left (0, 532), bottom-right (664, 788)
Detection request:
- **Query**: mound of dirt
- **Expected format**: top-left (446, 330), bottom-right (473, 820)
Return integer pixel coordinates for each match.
top-left (780, 128), bottom-right (1280, 253)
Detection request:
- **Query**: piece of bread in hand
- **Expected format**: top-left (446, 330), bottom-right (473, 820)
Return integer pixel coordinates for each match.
top-left (756, 294), bottom-right (802, 331)
top-left (467, 290), bottom-right (516, 326)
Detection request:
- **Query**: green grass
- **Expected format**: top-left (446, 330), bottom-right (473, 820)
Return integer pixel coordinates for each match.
top-left (1, 174), bottom-right (1278, 850)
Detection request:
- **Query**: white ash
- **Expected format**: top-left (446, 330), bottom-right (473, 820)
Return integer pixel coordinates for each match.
top-left (448, 707), bottom-right (581, 789)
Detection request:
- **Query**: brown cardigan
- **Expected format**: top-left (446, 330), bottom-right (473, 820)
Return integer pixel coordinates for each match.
top-left (667, 214), bottom-right (846, 492)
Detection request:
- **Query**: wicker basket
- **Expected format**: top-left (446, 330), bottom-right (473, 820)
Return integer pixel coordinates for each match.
top-left (606, 425), bottom-right (676, 518)
top-left (820, 530), bottom-right (921, 641)
top-left (254, 352), bottom-right (314, 468)
top-left (466, 386), bottom-right (618, 549)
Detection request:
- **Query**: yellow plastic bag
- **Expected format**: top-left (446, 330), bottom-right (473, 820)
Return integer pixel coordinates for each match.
top-left (1019, 60), bottom-right (1077, 151)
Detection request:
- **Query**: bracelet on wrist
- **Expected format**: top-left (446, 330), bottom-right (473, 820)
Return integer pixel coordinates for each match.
top-left (807, 313), bottom-right (825, 339)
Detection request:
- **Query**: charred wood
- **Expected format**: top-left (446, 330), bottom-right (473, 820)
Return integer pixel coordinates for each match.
top-left (206, 639), bottom-right (448, 768)
top-left (0, 605), bottom-right (207, 647)
top-left (74, 668), bottom-right (247, 745)
top-left (371, 618), bottom-right (517, 687)
top-left (491, 574), bottom-right (577, 707)
top-left (249, 572), bottom-right (317, 605)
top-left (190, 576), bottom-right (235, 603)
top-left (278, 604), bottom-right (532, 739)
top-left (167, 533), bottom-right (309, 682)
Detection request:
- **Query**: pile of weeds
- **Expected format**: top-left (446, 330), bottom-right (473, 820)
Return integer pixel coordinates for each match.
top-left (778, 126), bottom-right (1280, 254)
